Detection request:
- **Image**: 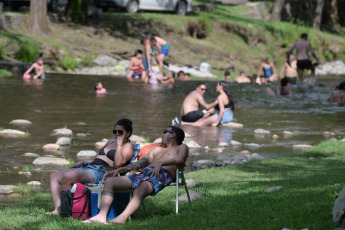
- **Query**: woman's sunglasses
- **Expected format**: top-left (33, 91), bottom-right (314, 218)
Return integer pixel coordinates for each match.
top-left (113, 129), bottom-right (124, 135)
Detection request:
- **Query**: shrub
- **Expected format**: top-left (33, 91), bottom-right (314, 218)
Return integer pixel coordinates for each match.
top-left (13, 183), bottom-right (34, 195)
top-left (57, 54), bottom-right (78, 70)
top-left (0, 42), bottom-right (6, 60)
top-left (0, 69), bottom-right (13, 77)
top-left (80, 53), bottom-right (94, 67)
top-left (70, 0), bottom-right (85, 23)
top-left (14, 42), bottom-right (39, 63)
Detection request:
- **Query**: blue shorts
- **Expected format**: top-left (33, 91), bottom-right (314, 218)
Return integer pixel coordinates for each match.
top-left (161, 43), bottom-right (170, 56)
top-left (215, 109), bottom-right (233, 124)
top-left (77, 164), bottom-right (106, 183)
top-left (128, 167), bottom-right (173, 196)
top-left (133, 70), bottom-right (141, 79)
top-left (142, 58), bottom-right (153, 71)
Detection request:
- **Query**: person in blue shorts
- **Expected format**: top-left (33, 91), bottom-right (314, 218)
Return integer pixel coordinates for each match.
top-left (150, 35), bottom-right (170, 72)
top-left (83, 126), bottom-right (189, 225)
top-left (46, 119), bottom-right (134, 216)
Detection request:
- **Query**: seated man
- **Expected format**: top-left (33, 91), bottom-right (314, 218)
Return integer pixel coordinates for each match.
top-left (172, 83), bottom-right (218, 125)
top-left (83, 126), bottom-right (189, 225)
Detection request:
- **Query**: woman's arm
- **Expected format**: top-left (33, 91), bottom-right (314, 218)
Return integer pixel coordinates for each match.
top-left (212, 95), bottom-right (225, 126)
top-left (114, 142), bottom-right (134, 167)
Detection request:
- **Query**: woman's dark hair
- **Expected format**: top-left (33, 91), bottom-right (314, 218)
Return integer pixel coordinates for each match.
top-left (338, 81), bottom-right (345, 90)
top-left (115, 118), bottom-right (133, 138)
top-left (219, 80), bottom-right (235, 111)
top-left (150, 37), bottom-right (157, 43)
top-left (170, 126), bottom-right (185, 145)
top-left (134, 49), bottom-right (143, 56)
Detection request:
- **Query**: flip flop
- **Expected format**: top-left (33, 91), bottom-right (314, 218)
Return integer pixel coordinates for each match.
top-left (82, 219), bottom-right (96, 224)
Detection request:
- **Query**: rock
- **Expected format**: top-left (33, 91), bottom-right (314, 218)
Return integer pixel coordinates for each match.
top-left (179, 190), bottom-right (204, 201)
top-left (168, 64), bottom-right (216, 78)
top-left (342, 138), bottom-right (345, 142)
top-left (222, 122), bottom-right (243, 128)
top-left (283, 131), bottom-right (295, 136)
top-left (0, 185), bottom-right (16, 194)
top-left (0, 14), bottom-right (26, 30)
top-left (272, 134), bottom-right (279, 139)
top-left (230, 140), bottom-right (243, 146)
top-left (214, 147), bottom-right (223, 153)
top-left (316, 60), bottom-right (345, 76)
top-left (265, 186), bottom-right (284, 192)
top-left (117, 60), bottom-right (130, 69)
top-left (77, 150), bottom-right (97, 158)
top-left (244, 143), bottom-right (261, 148)
top-left (13, 166), bottom-right (19, 169)
top-left (18, 171), bottom-right (32, 176)
top-left (88, 5), bottom-right (102, 19)
top-left (27, 181), bottom-right (41, 190)
top-left (93, 55), bottom-right (117, 66)
top-left (77, 122), bottom-right (86, 125)
top-left (130, 135), bottom-right (147, 143)
top-left (56, 137), bottom-right (71, 146)
top-left (51, 128), bottom-right (73, 137)
top-left (323, 131), bottom-right (335, 136)
top-left (32, 157), bottom-right (70, 166)
top-left (195, 159), bottom-right (215, 167)
top-left (42, 143), bottom-right (60, 150)
top-left (9, 119), bottom-right (32, 126)
top-left (248, 153), bottom-right (264, 161)
top-left (95, 139), bottom-right (108, 148)
top-left (240, 150), bottom-right (250, 154)
top-left (185, 140), bottom-right (201, 149)
top-left (292, 144), bottom-right (313, 150)
top-left (23, 152), bottom-right (40, 158)
top-left (218, 142), bottom-right (228, 147)
top-left (190, 152), bottom-right (200, 156)
top-left (254, 128), bottom-right (271, 136)
top-left (204, 146), bottom-right (209, 150)
top-left (185, 179), bottom-right (198, 187)
top-left (0, 129), bottom-right (26, 137)
top-left (329, 137), bottom-right (337, 141)
top-left (184, 132), bottom-right (192, 138)
top-left (76, 133), bottom-right (87, 137)
top-left (153, 138), bottom-right (162, 143)
top-left (216, 155), bottom-right (233, 161)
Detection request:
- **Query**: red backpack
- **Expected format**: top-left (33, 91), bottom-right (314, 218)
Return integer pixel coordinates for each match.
top-left (60, 183), bottom-right (91, 219)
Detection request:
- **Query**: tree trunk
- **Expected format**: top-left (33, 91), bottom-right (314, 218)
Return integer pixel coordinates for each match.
top-left (29, 0), bottom-right (51, 34)
top-left (313, 0), bottom-right (325, 30)
top-left (322, 0), bottom-right (337, 27)
top-left (271, 0), bottom-right (285, 21)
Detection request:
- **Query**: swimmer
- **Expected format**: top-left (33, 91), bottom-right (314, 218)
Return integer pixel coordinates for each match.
top-left (161, 71), bottom-right (175, 85)
top-left (94, 82), bottom-right (107, 95)
top-left (177, 71), bottom-right (191, 80)
top-left (257, 58), bottom-right (277, 85)
top-left (234, 71), bottom-right (251, 84)
top-left (224, 71), bottom-right (231, 81)
top-left (23, 57), bottom-right (45, 80)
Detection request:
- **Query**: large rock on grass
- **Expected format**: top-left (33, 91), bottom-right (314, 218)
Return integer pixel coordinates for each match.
top-left (178, 190), bottom-right (204, 201)
top-left (93, 55), bottom-right (117, 66)
top-left (0, 185), bottom-right (16, 194)
top-left (33, 157), bottom-right (70, 166)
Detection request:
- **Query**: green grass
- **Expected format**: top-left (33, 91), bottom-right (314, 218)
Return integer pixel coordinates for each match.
top-left (12, 183), bottom-right (34, 195)
top-left (22, 165), bottom-right (35, 173)
top-left (0, 141), bottom-right (344, 229)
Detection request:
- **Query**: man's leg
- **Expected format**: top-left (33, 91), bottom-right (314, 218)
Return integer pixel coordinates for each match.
top-left (158, 54), bottom-right (165, 72)
top-left (297, 69), bottom-right (304, 88)
top-left (109, 181), bottom-right (154, 224)
top-left (83, 176), bottom-right (133, 224)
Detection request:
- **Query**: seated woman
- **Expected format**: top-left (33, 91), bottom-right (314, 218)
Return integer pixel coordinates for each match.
top-left (328, 81), bottom-right (345, 106)
top-left (257, 58), bottom-right (277, 85)
top-left (181, 80), bottom-right (235, 127)
top-left (45, 118), bottom-right (134, 216)
top-left (127, 50), bottom-right (147, 82)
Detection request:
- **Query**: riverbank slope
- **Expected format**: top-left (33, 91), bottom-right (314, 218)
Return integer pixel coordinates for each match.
top-left (1, 3), bottom-right (345, 79)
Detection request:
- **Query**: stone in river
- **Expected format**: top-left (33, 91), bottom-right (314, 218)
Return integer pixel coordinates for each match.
top-left (9, 119), bottom-right (32, 126)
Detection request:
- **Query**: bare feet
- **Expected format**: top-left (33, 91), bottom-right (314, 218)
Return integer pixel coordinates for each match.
top-left (45, 210), bottom-right (59, 216)
top-left (108, 215), bottom-right (126, 224)
top-left (82, 215), bottom-right (107, 224)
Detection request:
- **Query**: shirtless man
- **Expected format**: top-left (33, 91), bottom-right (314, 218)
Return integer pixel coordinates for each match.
top-left (234, 71), bottom-right (251, 84)
top-left (172, 83), bottom-right (218, 125)
top-left (83, 126), bottom-right (188, 225)
top-left (287, 33), bottom-right (319, 87)
top-left (23, 57), bottom-right (45, 80)
top-left (279, 54), bottom-right (298, 85)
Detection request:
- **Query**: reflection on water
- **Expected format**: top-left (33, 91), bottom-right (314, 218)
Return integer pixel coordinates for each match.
top-left (0, 74), bottom-right (344, 192)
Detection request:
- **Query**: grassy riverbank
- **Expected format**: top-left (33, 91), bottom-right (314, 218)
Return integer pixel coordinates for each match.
top-left (1, 140), bottom-right (344, 229)
top-left (1, 3), bottom-right (345, 80)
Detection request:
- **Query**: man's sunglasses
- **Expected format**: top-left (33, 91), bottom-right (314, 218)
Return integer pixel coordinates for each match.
top-left (113, 129), bottom-right (124, 135)
top-left (200, 88), bottom-right (207, 92)
top-left (163, 129), bottom-right (174, 134)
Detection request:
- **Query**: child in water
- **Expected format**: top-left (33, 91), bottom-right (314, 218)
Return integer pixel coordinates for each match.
top-left (94, 82), bottom-right (107, 95)
top-left (23, 57), bottom-right (45, 80)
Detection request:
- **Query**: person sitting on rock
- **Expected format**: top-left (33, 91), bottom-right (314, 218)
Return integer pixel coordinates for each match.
top-left (82, 126), bottom-right (188, 225)
top-left (127, 49), bottom-right (147, 82)
top-left (45, 119), bottom-right (134, 216)
top-left (23, 57), bottom-right (45, 80)
top-left (328, 81), bottom-right (345, 106)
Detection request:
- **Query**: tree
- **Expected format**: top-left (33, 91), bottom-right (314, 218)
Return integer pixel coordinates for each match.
top-left (313, 0), bottom-right (325, 30)
top-left (29, 0), bottom-right (51, 34)
top-left (322, 0), bottom-right (338, 27)
top-left (271, 0), bottom-right (285, 21)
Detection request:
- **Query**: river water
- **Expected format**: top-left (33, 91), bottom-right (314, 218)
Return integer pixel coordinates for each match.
top-left (0, 73), bottom-right (344, 195)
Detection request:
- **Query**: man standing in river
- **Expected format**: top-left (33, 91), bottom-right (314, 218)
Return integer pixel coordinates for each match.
top-left (287, 33), bottom-right (319, 87)
top-left (172, 83), bottom-right (218, 125)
